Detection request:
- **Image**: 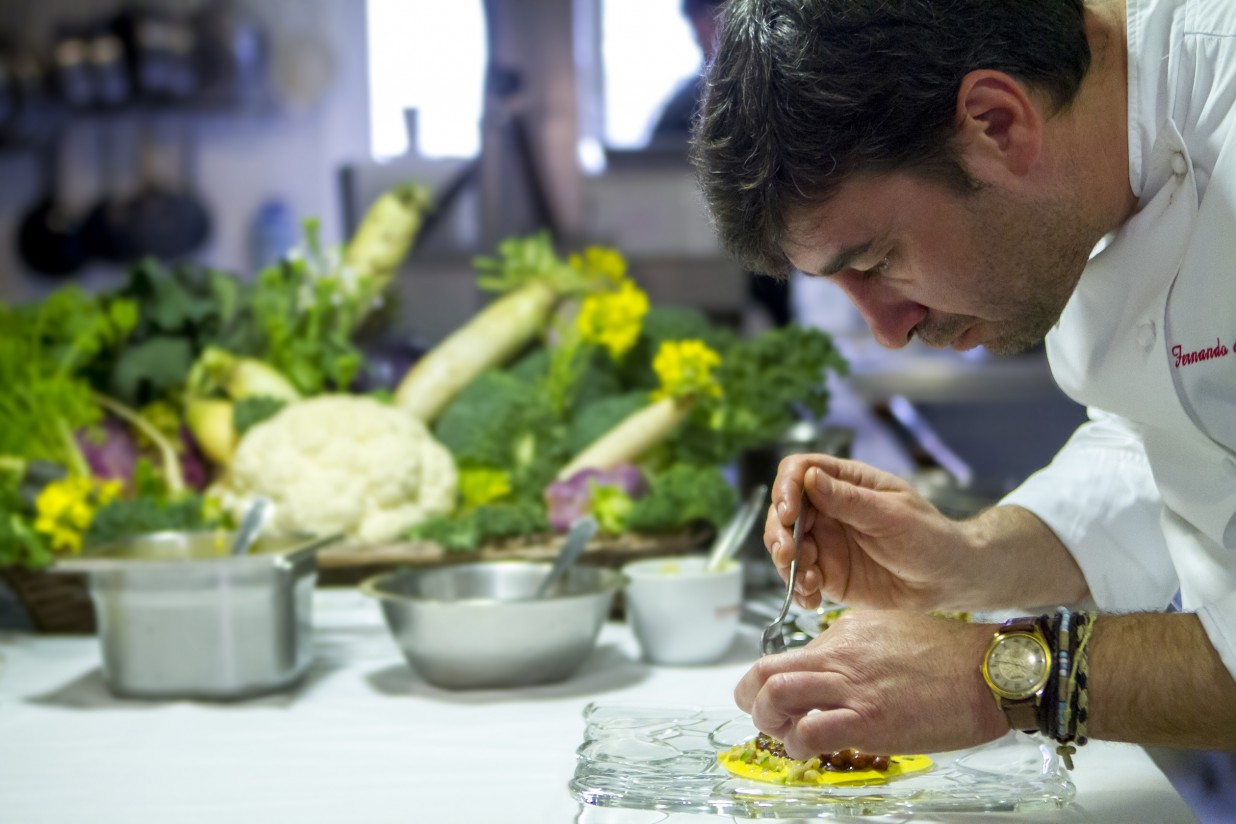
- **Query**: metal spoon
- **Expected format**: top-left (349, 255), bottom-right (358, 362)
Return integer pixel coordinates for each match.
top-left (535, 515), bottom-right (599, 598)
top-left (229, 497), bottom-right (272, 557)
top-left (706, 483), bottom-right (769, 572)
top-left (760, 491), bottom-right (807, 655)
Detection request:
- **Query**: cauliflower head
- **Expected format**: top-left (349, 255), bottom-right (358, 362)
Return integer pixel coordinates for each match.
top-left (218, 395), bottom-right (457, 543)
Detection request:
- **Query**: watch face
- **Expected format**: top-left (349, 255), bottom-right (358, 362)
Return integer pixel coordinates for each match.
top-left (986, 633), bottom-right (1049, 698)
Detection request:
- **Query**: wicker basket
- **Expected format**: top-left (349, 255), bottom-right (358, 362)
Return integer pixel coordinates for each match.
top-left (0, 567), bottom-right (97, 634)
top-left (316, 529), bottom-right (711, 586)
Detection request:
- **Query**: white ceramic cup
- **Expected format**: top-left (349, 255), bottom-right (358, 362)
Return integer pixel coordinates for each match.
top-left (621, 555), bottom-right (744, 666)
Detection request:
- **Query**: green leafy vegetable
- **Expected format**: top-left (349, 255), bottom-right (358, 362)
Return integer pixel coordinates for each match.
top-left (0, 465), bottom-right (53, 569)
top-left (409, 500), bottom-right (550, 552)
top-left (100, 260), bottom-right (242, 406)
top-left (674, 324), bottom-right (849, 465)
top-left (0, 288), bottom-right (137, 471)
top-left (85, 495), bottom-right (219, 549)
top-left (474, 231), bottom-right (590, 295)
top-left (432, 370), bottom-right (565, 492)
top-left (625, 464), bottom-right (737, 534)
top-left (81, 457), bottom-right (221, 548)
top-left (618, 306), bottom-right (736, 390)
top-left (232, 396), bottom-right (289, 435)
top-left (247, 236), bottom-right (368, 395)
top-left (108, 336), bottom-right (196, 405)
top-left (590, 482), bottom-right (635, 534)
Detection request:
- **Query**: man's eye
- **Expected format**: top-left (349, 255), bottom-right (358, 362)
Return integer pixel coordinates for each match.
top-left (859, 258), bottom-right (890, 279)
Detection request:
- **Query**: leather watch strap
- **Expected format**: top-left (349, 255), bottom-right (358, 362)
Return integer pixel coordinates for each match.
top-left (1000, 695), bottom-right (1041, 733)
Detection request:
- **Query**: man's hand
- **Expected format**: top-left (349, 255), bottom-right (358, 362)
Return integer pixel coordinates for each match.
top-left (764, 454), bottom-right (979, 611)
top-left (735, 611), bottom-right (1009, 757)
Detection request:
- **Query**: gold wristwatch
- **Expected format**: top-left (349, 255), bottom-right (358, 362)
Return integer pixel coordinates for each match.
top-left (980, 616), bottom-right (1051, 734)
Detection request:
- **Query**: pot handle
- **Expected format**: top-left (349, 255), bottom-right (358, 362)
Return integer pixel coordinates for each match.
top-left (278, 532), bottom-right (346, 568)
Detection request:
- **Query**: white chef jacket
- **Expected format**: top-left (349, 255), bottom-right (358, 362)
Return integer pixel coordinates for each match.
top-left (1002, 0), bottom-right (1236, 679)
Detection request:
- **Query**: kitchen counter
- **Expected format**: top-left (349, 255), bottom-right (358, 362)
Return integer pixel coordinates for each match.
top-left (0, 588), bottom-right (1198, 824)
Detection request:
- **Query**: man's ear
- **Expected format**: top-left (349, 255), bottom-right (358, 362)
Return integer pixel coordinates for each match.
top-left (953, 70), bottom-right (1042, 181)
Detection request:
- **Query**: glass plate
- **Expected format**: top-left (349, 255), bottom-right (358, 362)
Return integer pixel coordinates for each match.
top-left (571, 703), bottom-right (1075, 818)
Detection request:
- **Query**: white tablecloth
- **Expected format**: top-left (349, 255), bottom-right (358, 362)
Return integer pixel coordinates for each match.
top-left (0, 589), bottom-right (1198, 824)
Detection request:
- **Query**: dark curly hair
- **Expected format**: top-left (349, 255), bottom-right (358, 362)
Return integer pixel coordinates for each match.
top-left (691, 0), bottom-right (1092, 277)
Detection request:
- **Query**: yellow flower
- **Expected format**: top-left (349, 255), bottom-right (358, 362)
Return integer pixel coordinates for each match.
top-left (651, 339), bottom-right (723, 402)
top-left (569, 246), bottom-right (628, 289)
top-left (33, 476), bottom-right (122, 554)
top-left (458, 467), bottom-right (514, 509)
top-left (576, 280), bottom-right (650, 359)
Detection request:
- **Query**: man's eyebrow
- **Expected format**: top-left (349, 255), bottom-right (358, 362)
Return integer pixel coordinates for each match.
top-left (818, 241), bottom-right (874, 276)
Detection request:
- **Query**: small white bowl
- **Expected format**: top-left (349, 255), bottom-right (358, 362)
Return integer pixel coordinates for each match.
top-left (622, 555), bottom-right (743, 666)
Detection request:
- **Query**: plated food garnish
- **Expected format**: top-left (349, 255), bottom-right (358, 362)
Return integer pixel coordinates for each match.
top-left (718, 733), bottom-right (932, 786)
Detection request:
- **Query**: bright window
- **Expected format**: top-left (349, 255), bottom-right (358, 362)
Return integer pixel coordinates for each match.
top-left (602, 0), bottom-right (701, 148)
top-left (366, 0), bottom-right (703, 157)
top-left (366, 0), bottom-right (487, 159)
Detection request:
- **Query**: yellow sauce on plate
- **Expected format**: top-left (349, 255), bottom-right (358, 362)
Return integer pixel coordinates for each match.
top-left (718, 744), bottom-right (933, 787)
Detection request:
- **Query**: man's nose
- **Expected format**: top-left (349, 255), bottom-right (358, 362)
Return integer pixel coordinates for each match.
top-left (840, 280), bottom-right (927, 349)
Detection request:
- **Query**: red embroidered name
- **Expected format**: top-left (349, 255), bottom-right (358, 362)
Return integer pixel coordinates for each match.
top-left (1172, 337), bottom-right (1230, 368)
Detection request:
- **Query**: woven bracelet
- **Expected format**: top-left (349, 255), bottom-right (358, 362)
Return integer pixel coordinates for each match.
top-left (1055, 611), bottom-right (1095, 769)
top-left (1072, 616), bottom-right (1096, 747)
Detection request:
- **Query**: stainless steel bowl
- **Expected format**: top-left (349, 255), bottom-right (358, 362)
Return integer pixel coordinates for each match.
top-left (54, 530), bottom-right (338, 700)
top-left (361, 561), bottom-right (624, 690)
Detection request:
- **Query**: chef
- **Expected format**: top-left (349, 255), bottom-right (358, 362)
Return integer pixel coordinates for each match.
top-left (692, 0), bottom-right (1236, 759)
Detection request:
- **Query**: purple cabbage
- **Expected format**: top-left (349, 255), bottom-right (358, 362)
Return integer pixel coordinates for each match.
top-left (177, 425), bottom-right (210, 491)
top-left (76, 417), bottom-right (213, 493)
top-left (544, 465), bottom-right (648, 532)
top-left (77, 418), bottom-right (141, 486)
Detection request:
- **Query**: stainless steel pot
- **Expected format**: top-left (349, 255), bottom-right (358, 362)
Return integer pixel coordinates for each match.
top-left (54, 530), bottom-right (338, 700)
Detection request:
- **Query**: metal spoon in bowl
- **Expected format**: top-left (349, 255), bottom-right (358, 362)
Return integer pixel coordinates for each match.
top-left (535, 515), bottom-right (599, 598)
top-left (230, 497), bottom-right (273, 557)
top-left (706, 483), bottom-right (769, 573)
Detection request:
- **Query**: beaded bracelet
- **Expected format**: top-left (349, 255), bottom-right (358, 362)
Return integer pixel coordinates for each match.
top-left (1055, 608), bottom-right (1073, 741)
top-left (1054, 611), bottom-right (1095, 769)
top-left (1036, 609), bottom-right (1064, 741)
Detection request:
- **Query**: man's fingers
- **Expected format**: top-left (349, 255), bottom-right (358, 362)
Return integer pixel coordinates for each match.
top-left (735, 654), bottom-right (868, 759)
top-left (736, 648), bottom-right (843, 707)
top-left (781, 708), bottom-right (866, 761)
top-left (745, 668), bottom-right (852, 744)
top-left (764, 499), bottom-right (822, 581)
top-left (772, 453), bottom-right (882, 544)
top-left (794, 532), bottom-right (821, 594)
top-left (810, 454), bottom-right (907, 493)
top-left (772, 455), bottom-right (819, 526)
top-left (804, 465), bottom-right (900, 535)
top-left (763, 505), bottom-right (793, 571)
top-left (794, 589), bottom-right (824, 610)
top-left (734, 647), bottom-right (812, 711)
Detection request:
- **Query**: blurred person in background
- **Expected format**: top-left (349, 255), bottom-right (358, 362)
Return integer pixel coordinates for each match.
top-left (651, 0), bottom-right (792, 329)
top-left (650, 0), bottom-right (724, 140)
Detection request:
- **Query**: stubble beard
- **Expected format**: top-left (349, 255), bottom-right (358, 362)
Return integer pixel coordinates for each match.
top-left (920, 189), bottom-right (1098, 356)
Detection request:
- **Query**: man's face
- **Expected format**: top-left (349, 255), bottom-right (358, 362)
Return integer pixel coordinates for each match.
top-left (781, 171), bottom-right (1100, 355)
